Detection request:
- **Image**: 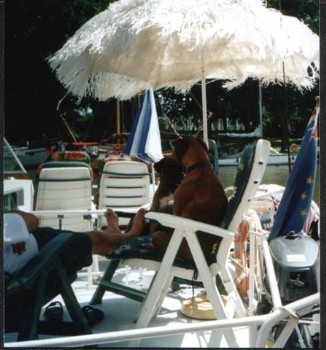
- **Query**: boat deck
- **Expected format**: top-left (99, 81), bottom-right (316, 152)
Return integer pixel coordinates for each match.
top-left (5, 254), bottom-right (320, 348)
top-left (5, 258), bottom-right (250, 348)
top-left (3, 139), bottom-right (320, 348)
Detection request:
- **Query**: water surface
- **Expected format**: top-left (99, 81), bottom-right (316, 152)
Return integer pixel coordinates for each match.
top-left (218, 164), bottom-right (320, 206)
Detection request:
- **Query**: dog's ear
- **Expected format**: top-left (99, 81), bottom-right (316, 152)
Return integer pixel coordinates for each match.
top-left (154, 158), bottom-right (164, 173)
top-left (173, 138), bottom-right (189, 163)
top-left (195, 138), bottom-right (209, 153)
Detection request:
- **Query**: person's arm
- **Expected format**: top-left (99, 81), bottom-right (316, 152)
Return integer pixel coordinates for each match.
top-left (7, 210), bottom-right (40, 232)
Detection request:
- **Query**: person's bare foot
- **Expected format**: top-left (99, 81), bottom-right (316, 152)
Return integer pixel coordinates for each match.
top-left (104, 209), bottom-right (121, 233)
top-left (127, 208), bottom-right (147, 236)
top-left (90, 208), bottom-right (148, 256)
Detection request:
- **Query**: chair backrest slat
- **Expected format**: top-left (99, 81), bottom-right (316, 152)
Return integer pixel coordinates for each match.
top-left (98, 161), bottom-right (150, 209)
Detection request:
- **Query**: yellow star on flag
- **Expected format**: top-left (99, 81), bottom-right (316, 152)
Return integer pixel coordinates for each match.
top-left (301, 192), bottom-right (308, 200)
top-left (306, 177), bottom-right (314, 185)
top-left (300, 209), bottom-right (307, 217)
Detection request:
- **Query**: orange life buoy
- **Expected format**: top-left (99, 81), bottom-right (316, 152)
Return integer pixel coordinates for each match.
top-left (234, 219), bottom-right (249, 297)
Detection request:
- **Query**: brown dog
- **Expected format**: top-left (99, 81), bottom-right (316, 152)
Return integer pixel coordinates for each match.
top-left (126, 156), bottom-right (184, 235)
top-left (150, 156), bottom-right (184, 213)
top-left (151, 137), bottom-right (228, 261)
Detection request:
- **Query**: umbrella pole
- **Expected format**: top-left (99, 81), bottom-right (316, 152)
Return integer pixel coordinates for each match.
top-left (258, 82), bottom-right (263, 138)
top-left (116, 99), bottom-right (121, 134)
top-left (201, 62), bottom-right (208, 145)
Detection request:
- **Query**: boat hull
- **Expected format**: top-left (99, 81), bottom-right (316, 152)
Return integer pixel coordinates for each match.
top-left (12, 147), bottom-right (49, 167)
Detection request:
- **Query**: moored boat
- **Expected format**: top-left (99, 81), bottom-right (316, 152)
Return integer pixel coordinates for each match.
top-left (219, 147), bottom-right (297, 166)
top-left (4, 138), bottom-right (35, 212)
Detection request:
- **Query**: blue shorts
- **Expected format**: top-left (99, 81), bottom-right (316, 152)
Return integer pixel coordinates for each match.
top-left (32, 227), bottom-right (92, 272)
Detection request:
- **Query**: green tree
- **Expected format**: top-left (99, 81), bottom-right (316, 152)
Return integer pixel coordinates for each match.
top-left (261, 0), bottom-right (319, 151)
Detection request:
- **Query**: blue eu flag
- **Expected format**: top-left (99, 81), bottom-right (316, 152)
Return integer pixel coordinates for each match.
top-left (268, 98), bottom-right (319, 241)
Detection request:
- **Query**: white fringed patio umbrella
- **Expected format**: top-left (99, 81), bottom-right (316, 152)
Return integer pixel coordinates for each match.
top-left (49, 0), bottom-right (319, 144)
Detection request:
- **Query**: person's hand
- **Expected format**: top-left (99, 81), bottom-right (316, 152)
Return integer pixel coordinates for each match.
top-left (12, 242), bottom-right (26, 255)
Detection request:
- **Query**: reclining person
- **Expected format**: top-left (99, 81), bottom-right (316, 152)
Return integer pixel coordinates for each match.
top-left (4, 209), bottom-right (147, 335)
top-left (4, 208), bottom-right (147, 277)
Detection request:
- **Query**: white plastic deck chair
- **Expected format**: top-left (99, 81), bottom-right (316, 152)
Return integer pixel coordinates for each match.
top-left (35, 162), bottom-right (94, 230)
top-left (97, 160), bottom-right (151, 228)
top-left (35, 161), bottom-right (98, 287)
top-left (91, 139), bottom-right (270, 345)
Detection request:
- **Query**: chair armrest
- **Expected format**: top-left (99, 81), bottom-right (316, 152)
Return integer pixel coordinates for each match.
top-left (145, 212), bottom-right (234, 240)
top-left (6, 232), bottom-right (74, 294)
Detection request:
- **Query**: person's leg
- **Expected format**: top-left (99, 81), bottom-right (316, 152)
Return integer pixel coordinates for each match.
top-left (32, 227), bottom-right (93, 272)
top-left (89, 208), bottom-right (147, 256)
top-left (32, 227), bottom-right (64, 249)
top-left (32, 208), bottom-right (146, 264)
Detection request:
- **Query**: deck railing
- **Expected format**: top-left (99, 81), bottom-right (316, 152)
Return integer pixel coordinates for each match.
top-left (5, 209), bottom-right (319, 348)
